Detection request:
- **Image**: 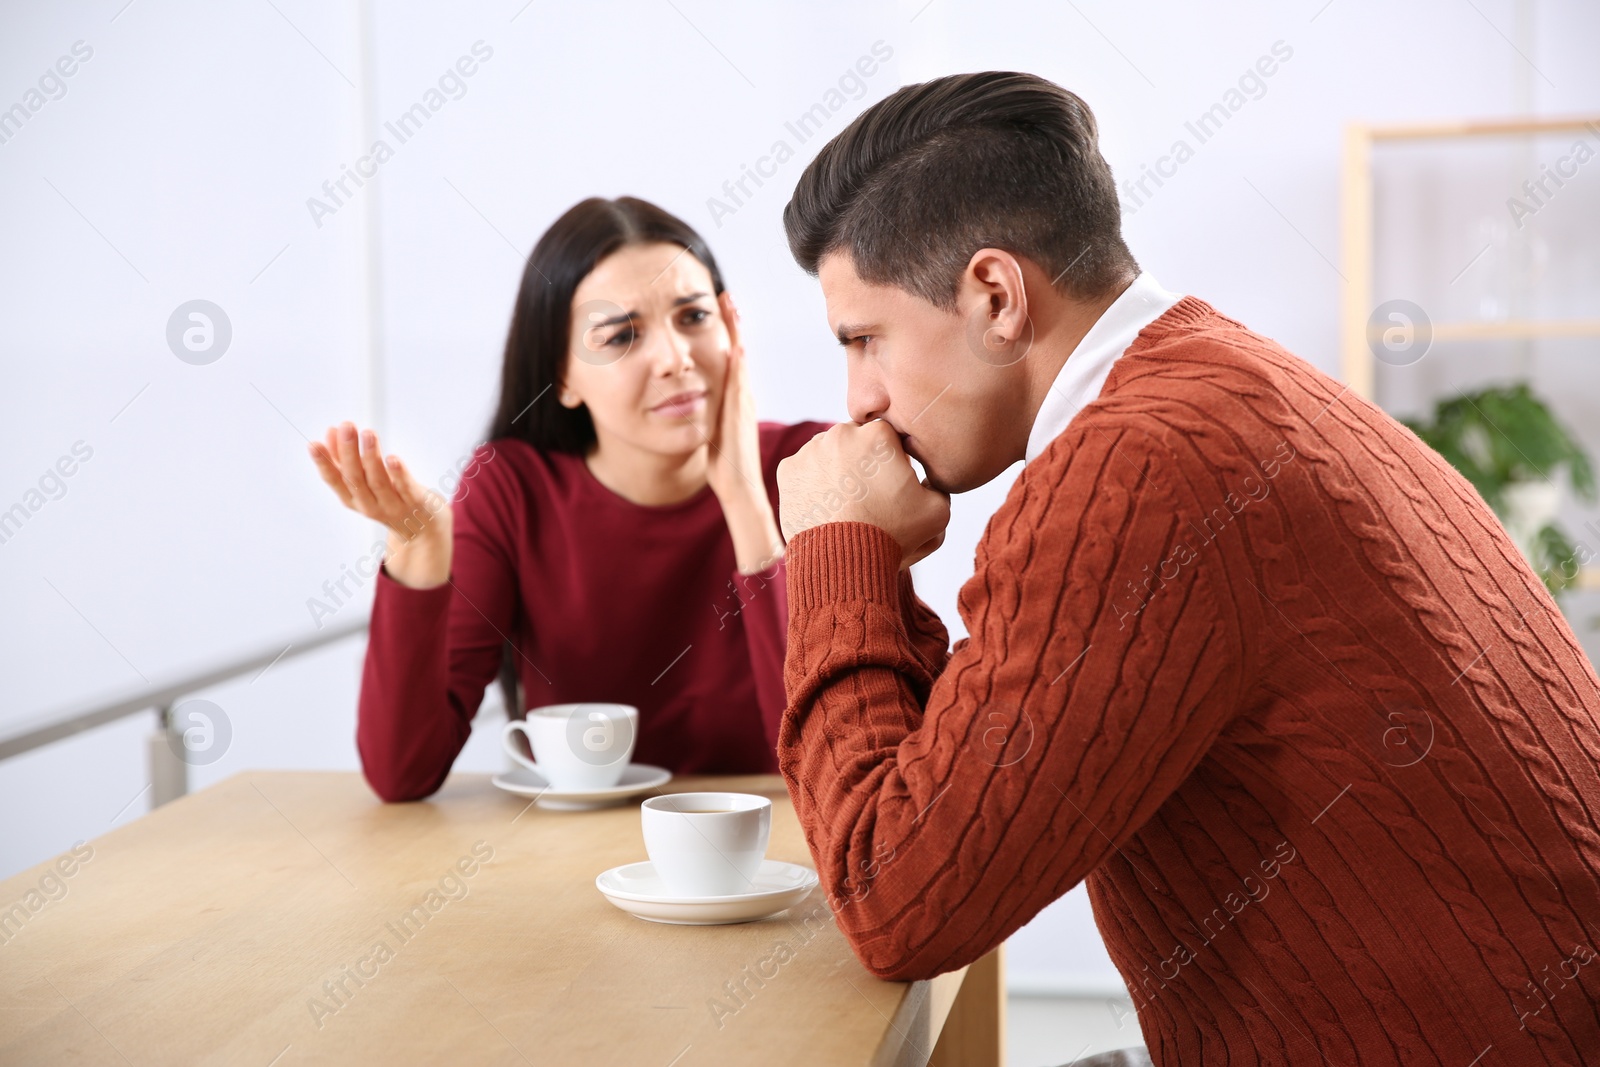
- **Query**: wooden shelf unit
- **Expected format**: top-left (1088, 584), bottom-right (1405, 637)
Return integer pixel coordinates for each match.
top-left (1339, 114), bottom-right (1600, 399)
top-left (1339, 115), bottom-right (1600, 594)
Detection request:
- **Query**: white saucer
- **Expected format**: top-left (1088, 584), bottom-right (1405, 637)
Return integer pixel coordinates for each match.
top-left (491, 763), bottom-right (672, 810)
top-left (595, 859), bottom-right (820, 925)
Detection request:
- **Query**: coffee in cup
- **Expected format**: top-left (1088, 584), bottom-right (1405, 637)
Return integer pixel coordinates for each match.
top-left (640, 792), bottom-right (771, 896)
top-left (502, 703), bottom-right (638, 790)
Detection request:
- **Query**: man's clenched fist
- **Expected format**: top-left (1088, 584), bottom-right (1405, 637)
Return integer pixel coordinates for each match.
top-left (777, 420), bottom-right (952, 570)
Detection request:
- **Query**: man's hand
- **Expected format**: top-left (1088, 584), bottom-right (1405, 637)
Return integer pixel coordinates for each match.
top-left (777, 420), bottom-right (951, 570)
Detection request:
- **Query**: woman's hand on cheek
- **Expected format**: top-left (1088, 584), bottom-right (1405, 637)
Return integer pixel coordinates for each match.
top-left (705, 292), bottom-right (764, 506)
top-left (706, 292), bottom-right (784, 573)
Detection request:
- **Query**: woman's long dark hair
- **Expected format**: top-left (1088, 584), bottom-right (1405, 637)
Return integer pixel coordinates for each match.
top-left (486, 197), bottom-right (727, 723)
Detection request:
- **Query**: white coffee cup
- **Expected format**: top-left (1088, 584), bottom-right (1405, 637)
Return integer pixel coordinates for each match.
top-left (640, 792), bottom-right (772, 897)
top-left (502, 703), bottom-right (638, 790)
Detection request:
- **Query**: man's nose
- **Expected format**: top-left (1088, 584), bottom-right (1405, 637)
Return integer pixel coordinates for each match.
top-left (846, 366), bottom-right (889, 425)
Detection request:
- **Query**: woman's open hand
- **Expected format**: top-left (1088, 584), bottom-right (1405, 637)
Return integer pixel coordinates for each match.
top-left (307, 422), bottom-right (452, 589)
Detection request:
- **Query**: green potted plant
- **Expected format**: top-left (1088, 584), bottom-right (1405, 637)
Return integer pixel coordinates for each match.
top-left (1403, 382), bottom-right (1595, 597)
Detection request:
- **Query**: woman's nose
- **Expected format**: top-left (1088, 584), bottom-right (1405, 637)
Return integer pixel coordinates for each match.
top-left (649, 326), bottom-right (695, 375)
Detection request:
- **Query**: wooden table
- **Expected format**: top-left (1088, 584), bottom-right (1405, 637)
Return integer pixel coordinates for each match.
top-left (0, 771), bottom-right (1003, 1066)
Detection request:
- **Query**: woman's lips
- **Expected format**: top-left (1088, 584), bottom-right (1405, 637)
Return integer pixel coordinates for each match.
top-left (652, 390), bottom-right (706, 418)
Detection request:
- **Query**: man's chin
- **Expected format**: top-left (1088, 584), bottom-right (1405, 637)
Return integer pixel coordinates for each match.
top-left (916, 459), bottom-right (961, 496)
top-left (920, 454), bottom-right (1009, 496)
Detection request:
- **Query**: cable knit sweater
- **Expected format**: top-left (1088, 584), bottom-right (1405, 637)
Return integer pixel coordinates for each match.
top-left (777, 296), bottom-right (1600, 1066)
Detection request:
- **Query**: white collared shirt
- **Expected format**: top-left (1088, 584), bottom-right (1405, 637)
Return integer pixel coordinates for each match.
top-left (1023, 271), bottom-right (1184, 464)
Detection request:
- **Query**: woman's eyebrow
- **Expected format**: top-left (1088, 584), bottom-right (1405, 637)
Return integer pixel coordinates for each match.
top-left (589, 292), bottom-right (711, 328)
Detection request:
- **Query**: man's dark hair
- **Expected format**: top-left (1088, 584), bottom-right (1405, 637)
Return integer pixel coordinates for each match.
top-left (783, 71), bottom-right (1137, 309)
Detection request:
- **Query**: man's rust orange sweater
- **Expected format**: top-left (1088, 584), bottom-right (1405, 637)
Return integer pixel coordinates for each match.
top-left (777, 296), bottom-right (1600, 1066)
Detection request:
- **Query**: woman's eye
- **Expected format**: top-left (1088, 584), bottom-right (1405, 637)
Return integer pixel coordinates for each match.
top-left (607, 328), bottom-right (635, 347)
top-left (683, 308), bottom-right (710, 326)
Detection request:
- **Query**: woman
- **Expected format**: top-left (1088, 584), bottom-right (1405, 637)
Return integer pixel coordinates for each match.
top-left (308, 197), bottom-right (828, 801)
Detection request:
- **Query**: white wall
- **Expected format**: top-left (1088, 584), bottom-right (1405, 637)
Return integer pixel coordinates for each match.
top-left (3, 0), bottom-right (1597, 1002)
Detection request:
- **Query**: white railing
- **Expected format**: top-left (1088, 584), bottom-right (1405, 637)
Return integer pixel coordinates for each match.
top-left (0, 616), bottom-right (370, 806)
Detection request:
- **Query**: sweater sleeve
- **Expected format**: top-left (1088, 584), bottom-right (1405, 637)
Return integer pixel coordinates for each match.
top-left (731, 557), bottom-right (789, 751)
top-left (736, 419), bottom-right (830, 751)
top-left (897, 568), bottom-right (952, 679)
top-left (356, 444), bottom-right (518, 802)
top-left (776, 419), bottom-right (1247, 981)
top-left (742, 558), bottom-right (950, 756)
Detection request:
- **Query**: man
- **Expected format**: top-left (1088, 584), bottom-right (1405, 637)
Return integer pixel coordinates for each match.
top-left (774, 71), bottom-right (1600, 1067)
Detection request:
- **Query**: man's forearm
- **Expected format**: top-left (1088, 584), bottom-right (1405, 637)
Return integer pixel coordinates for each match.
top-left (897, 569), bottom-right (952, 680)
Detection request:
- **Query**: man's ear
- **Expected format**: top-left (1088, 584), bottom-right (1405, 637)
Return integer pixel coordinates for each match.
top-left (963, 248), bottom-right (1032, 366)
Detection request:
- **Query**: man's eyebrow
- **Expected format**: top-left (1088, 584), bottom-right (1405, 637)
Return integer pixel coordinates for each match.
top-left (588, 292), bottom-right (711, 328)
top-left (835, 321), bottom-right (877, 345)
